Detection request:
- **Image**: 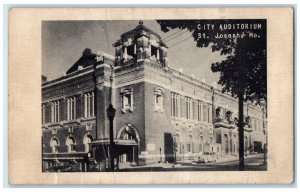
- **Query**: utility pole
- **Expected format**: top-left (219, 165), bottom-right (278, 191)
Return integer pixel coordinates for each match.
top-left (238, 93), bottom-right (245, 171)
top-left (261, 100), bottom-right (267, 165)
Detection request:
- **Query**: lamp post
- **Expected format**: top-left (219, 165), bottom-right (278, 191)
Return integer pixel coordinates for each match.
top-left (107, 104), bottom-right (116, 171)
top-left (107, 64), bottom-right (116, 172)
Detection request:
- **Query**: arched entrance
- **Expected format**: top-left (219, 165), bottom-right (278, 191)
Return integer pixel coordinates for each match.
top-left (116, 125), bottom-right (140, 165)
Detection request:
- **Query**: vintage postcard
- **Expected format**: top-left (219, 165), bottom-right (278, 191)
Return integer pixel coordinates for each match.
top-left (8, 8), bottom-right (294, 184)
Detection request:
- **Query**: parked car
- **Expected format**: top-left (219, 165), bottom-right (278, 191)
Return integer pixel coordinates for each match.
top-left (197, 152), bottom-right (217, 163)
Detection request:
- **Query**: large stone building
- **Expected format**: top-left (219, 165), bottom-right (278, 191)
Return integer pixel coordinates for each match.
top-left (42, 21), bottom-right (267, 171)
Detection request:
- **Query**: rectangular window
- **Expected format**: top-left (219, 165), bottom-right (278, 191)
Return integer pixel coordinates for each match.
top-left (154, 89), bottom-right (164, 111)
top-left (203, 103), bottom-right (208, 122)
top-left (197, 101), bottom-right (202, 121)
top-left (67, 96), bottom-right (76, 121)
top-left (216, 132), bottom-right (222, 143)
top-left (84, 92), bottom-right (95, 117)
top-left (208, 104), bottom-right (211, 123)
top-left (50, 100), bottom-right (60, 123)
top-left (192, 100), bottom-right (197, 120)
top-left (121, 88), bottom-right (134, 112)
top-left (171, 93), bottom-right (175, 116)
top-left (185, 97), bottom-right (192, 119)
top-left (171, 92), bottom-right (180, 117)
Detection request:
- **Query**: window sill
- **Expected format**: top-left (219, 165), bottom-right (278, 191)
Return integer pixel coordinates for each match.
top-left (63, 119), bottom-right (81, 125)
top-left (47, 122), bottom-right (64, 128)
top-left (81, 116), bottom-right (96, 122)
top-left (121, 108), bottom-right (134, 113)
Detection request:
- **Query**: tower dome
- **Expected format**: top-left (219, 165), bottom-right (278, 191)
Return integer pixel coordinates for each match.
top-left (113, 21), bottom-right (168, 68)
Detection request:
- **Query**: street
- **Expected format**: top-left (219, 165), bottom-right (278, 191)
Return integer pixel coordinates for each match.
top-left (119, 154), bottom-right (267, 172)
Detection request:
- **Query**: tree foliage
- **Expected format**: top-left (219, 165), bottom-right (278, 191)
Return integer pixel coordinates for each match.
top-left (157, 20), bottom-right (266, 103)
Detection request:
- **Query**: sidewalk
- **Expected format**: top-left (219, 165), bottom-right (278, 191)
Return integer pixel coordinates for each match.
top-left (118, 153), bottom-right (266, 171)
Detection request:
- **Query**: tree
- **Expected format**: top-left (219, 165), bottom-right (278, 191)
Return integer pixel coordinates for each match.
top-left (157, 20), bottom-right (266, 170)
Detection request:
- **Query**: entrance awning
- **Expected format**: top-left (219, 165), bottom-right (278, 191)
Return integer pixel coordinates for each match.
top-left (90, 138), bottom-right (137, 146)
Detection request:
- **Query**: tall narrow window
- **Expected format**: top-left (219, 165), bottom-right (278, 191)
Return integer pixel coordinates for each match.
top-left (84, 92), bottom-right (95, 117)
top-left (171, 93), bottom-right (176, 116)
top-left (192, 100), bottom-right (198, 120)
top-left (171, 92), bottom-right (180, 117)
top-left (154, 88), bottom-right (164, 111)
top-left (197, 101), bottom-right (202, 121)
top-left (50, 100), bottom-right (60, 123)
top-left (185, 97), bottom-right (192, 119)
top-left (208, 104), bottom-right (212, 123)
top-left (42, 103), bottom-right (45, 124)
top-left (203, 103), bottom-right (208, 122)
top-left (121, 88), bottom-right (134, 112)
top-left (67, 96), bottom-right (76, 120)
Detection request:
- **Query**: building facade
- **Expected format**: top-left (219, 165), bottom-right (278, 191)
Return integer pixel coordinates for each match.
top-left (42, 21), bottom-right (267, 171)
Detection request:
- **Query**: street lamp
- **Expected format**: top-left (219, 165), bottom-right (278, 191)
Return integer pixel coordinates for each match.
top-left (107, 104), bottom-right (116, 171)
top-left (107, 64), bottom-right (116, 172)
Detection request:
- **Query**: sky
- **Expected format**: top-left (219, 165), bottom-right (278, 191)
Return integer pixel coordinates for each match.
top-left (42, 20), bottom-right (225, 86)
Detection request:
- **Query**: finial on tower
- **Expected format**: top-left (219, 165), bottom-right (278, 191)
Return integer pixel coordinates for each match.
top-left (139, 20), bottom-right (143, 25)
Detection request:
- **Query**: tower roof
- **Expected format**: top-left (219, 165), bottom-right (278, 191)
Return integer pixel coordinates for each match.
top-left (113, 21), bottom-right (167, 47)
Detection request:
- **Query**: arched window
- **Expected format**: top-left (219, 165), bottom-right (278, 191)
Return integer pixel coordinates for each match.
top-left (122, 130), bottom-right (134, 140)
top-left (83, 134), bottom-right (93, 152)
top-left (121, 88), bottom-right (134, 112)
top-left (66, 136), bottom-right (76, 152)
top-left (118, 125), bottom-right (138, 141)
top-left (154, 88), bottom-right (164, 111)
top-left (50, 137), bottom-right (59, 153)
top-left (187, 135), bottom-right (193, 153)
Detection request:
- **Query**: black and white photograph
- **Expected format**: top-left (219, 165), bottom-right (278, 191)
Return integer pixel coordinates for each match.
top-left (41, 19), bottom-right (267, 172)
